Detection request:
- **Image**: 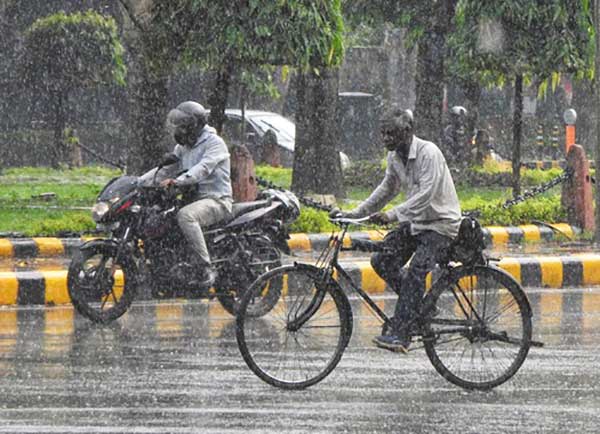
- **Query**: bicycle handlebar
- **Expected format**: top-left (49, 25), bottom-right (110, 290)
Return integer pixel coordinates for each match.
top-left (329, 216), bottom-right (372, 225)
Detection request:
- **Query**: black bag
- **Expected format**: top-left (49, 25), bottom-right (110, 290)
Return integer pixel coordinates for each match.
top-left (452, 217), bottom-right (485, 265)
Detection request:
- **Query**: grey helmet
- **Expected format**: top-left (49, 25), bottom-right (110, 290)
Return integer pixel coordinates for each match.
top-left (450, 105), bottom-right (467, 117)
top-left (167, 101), bottom-right (207, 146)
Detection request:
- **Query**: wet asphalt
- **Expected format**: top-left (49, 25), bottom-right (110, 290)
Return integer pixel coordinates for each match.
top-left (0, 287), bottom-right (599, 433)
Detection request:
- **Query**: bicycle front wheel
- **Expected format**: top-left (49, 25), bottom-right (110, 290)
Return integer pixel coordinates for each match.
top-left (423, 265), bottom-right (532, 390)
top-left (236, 264), bottom-right (352, 390)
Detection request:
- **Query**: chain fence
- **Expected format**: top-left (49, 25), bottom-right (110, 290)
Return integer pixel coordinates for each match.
top-left (258, 167), bottom-right (575, 219)
top-left (462, 167), bottom-right (574, 218)
top-left (0, 165), bottom-right (582, 239)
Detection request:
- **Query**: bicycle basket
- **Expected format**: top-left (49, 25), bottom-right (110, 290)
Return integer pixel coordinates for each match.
top-left (451, 217), bottom-right (485, 265)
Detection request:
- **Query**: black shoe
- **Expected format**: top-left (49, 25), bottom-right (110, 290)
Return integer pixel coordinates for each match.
top-left (372, 334), bottom-right (411, 353)
top-left (192, 266), bottom-right (218, 289)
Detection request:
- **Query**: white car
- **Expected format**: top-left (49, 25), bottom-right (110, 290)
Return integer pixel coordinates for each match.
top-left (221, 109), bottom-right (350, 169)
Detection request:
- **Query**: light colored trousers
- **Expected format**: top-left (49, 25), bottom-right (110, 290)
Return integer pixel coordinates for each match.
top-left (177, 197), bottom-right (232, 264)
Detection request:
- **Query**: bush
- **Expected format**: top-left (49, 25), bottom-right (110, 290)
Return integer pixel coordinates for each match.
top-left (463, 196), bottom-right (564, 226)
top-left (343, 159), bottom-right (385, 190)
top-left (255, 165), bottom-right (291, 188)
top-left (289, 207), bottom-right (336, 233)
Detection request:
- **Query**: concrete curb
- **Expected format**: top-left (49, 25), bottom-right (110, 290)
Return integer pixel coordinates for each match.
top-left (0, 223), bottom-right (582, 259)
top-left (1, 254), bottom-right (599, 307)
top-left (288, 223), bottom-right (580, 251)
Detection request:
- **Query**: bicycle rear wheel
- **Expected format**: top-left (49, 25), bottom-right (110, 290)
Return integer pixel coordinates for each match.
top-left (236, 264), bottom-right (352, 390)
top-left (423, 265), bottom-right (532, 390)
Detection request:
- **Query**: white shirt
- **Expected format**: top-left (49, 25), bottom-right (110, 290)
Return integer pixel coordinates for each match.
top-left (353, 135), bottom-right (462, 239)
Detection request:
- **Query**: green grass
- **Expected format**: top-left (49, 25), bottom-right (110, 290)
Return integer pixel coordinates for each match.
top-left (0, 166), bottom-right (118, 236)
top-left (0, 165), bottom-right (569, 236)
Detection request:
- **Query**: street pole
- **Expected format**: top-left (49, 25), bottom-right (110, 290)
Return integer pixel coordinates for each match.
top-left (595, 0), bottom-right (600, 242)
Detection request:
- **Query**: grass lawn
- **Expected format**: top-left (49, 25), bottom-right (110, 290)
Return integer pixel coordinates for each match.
top-left (0, 165), bottom-right (565, 236)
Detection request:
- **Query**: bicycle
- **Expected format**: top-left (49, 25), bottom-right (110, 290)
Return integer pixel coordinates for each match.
top-left (236, 216), bottom-right (543, 391)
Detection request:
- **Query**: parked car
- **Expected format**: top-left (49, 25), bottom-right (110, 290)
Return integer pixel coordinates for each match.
top-left (220, 109), bottom-right (350, 169)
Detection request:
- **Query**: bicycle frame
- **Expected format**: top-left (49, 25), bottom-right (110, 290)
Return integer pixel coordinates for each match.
top-left (293, 219), bottom-right (485, 340)
top-left (292, 220), bottom-right (396, 331)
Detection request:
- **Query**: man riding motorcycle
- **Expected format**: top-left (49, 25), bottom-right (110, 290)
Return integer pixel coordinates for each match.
top-left (139, 101), bottom-right (232, 288)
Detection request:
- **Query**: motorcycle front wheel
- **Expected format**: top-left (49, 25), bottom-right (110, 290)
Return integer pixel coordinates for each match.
top-left (216, 234), bottom-right (282, 317)
top-left (67, 242), bottom-right (137, 324)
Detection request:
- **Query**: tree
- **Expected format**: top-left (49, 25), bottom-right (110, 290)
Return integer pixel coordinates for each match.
top-left (182, 1), bottom-right (346, 196)
top-left (116, 0), bottom-right (204, 173)
top-left (118, 1), bottom-right (346, 195)
top-left (21, 10), bottom-right (126, 167)
top-left (450, 0), bottom-right (594, 196)
top-left (343, 1), bottom-right (459, 144)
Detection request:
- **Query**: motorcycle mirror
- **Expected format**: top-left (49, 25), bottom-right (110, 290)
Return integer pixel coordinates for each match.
top-left (159, 153), bottom-right (180, 167)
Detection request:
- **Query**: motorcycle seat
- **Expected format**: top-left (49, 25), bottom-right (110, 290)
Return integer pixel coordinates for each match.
top-left (231, 199), bottom-right (272, 218)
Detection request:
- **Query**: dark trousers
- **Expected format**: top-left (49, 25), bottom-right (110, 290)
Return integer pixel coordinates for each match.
top-left (371, 225), bottom-right (453, 332)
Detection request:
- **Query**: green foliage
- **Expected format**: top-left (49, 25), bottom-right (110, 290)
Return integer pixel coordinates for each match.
top-left (255, 165), bottom-right (292, 189)
top-left (342, 159), bottom-right (385, 190)
top-left (464, 196), bottom-right (564, 226)
top-left (22, 10), bottom-right (126, 89)
top-left (0, 210), bottom-right (94, 237)
top-left (289, 206), bottom-right (336, 233)
top-left (471, 162), bottom-right (566, 186)
top-left (449, 1), bottom-right (593, 86)
top-left (185, 1), bottom-right (345, 69)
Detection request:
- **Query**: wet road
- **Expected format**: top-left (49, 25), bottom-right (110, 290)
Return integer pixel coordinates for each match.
top-left (0, 287), bottom-right (599, 433)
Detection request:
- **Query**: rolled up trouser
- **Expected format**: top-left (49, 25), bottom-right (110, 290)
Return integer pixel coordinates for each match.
top-left (177, 197), bottom-right (232, 264)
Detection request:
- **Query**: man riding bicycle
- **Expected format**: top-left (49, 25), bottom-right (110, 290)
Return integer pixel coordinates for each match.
top-left (331, 106), bottom-right (462, 353)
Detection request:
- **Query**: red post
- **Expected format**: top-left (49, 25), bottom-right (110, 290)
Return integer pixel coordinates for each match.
top-left (230, 144), bottom-right (258, 202)
top-left (561, 144), bottom-right (594, 231)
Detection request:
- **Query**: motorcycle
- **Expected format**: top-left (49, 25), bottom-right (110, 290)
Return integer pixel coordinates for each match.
top-left (67, 156), bottom-right (300, 323)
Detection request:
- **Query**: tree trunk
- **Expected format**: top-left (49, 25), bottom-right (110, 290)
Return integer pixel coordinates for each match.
top-left (51, 91), bottom-right (67, 168)
top-left (291, 68), bottom-right (344, 198)
top-left (572, 78), bottom-right (595, 152)
top-left (463, 79), bottom-right (481, 165)
top-left (414, 30), bottom-right (445, 143)
top-left (127, 64), bottom-right (170, 174)
top-left (208, 61), bottom-right (234, 135)
top-left (512, 74), bottom-right (523, 197)
top-left (413, 0), bottom-right (457, 144)
top-left (594, 0), bottom-right (600, 242)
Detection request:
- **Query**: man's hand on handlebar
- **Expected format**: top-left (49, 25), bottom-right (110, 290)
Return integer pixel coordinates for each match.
top-left (159, 178), bottom-right (177, 188)
top-left (328, 207), bottom-right (344, 219)
top-left (368, 212), bottom-right (391, 225)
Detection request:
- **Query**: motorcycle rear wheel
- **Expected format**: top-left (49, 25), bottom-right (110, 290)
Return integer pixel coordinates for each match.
top-left (67, 243), bottom-right (137, 324)
top-left (216, 234), bottom-right (282, 317)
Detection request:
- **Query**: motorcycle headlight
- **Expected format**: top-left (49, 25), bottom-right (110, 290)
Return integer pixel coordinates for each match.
top-left (92, 202), bottom-right (110, 222)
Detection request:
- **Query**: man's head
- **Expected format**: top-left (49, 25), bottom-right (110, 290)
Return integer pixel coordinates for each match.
top-left (380, 105), bottom-right (414, 153)
top-left (167, 101), bottom-right (207, 147)
top-left (449, 105), bottom-right (467, 132)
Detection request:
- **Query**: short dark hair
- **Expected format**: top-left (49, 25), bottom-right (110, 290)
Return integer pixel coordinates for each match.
top-left (381, 105), bottom-right (413, 131)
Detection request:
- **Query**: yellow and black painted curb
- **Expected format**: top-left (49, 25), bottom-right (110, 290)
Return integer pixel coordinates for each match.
top-left (288, 223), bottom-right (580, 252)
top-left (0, 223), bottom-right (583, 260)
top-left (0, 254), bottom-right (598, 307)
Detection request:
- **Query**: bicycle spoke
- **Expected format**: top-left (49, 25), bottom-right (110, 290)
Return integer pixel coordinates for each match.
top-left (424, 266), bottom-right (532, 390)
top-left (237, 265), bottom-right (348, 389)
